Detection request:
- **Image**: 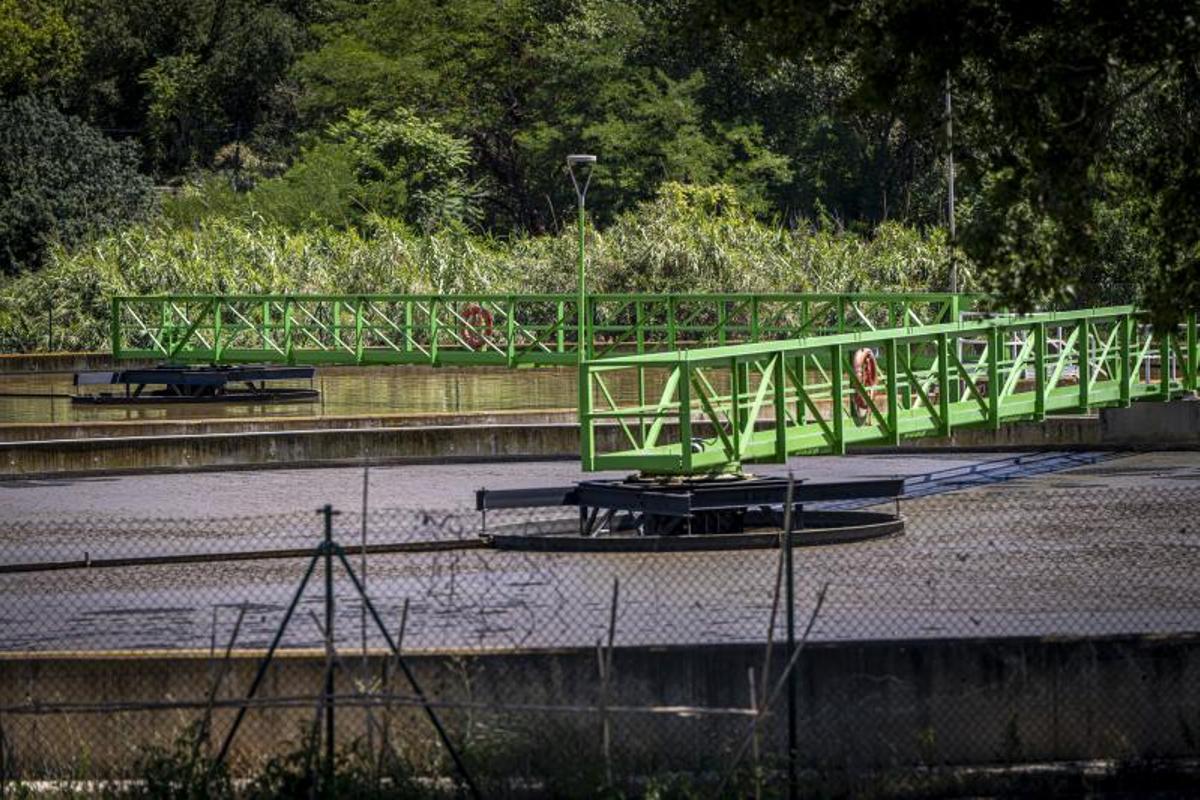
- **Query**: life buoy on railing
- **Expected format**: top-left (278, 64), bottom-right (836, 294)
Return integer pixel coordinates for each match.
top-left (461, 304), bottom-right (494, 349)
top-left (851, 347), bottom-right (878, 425)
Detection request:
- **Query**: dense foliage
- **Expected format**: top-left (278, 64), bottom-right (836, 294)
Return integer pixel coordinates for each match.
top-left (702, 0), bottom-right (1200, 320)
top-left (0, 0), bottom-right (1193, 350)
top-left (0, 95), bottom-right (154, 273)
top-left (0, 183), bottom-right (958, 351)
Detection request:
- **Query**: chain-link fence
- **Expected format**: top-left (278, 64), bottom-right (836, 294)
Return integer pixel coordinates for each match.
top-left (2, 481), bottom-right (1199, 797)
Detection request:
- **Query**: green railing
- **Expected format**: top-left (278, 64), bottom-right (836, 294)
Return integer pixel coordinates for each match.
top-left (111, 292), bottom-right (971, 367)
top-left (579, 307), bottom-right (1200, 475)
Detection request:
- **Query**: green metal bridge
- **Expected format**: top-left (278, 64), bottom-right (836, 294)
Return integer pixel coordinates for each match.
top-left (111, 292), bottom-right (970, 366)
top-left (111, 293), bottom-right (1198, 476)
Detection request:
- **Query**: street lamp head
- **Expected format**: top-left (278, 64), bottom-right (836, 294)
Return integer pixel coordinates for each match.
top-left (566, 154), bottom-right (596, 202)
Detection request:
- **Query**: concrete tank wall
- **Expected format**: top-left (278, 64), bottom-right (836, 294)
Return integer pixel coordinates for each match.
top-left (2, 634), bottom-right (1197, 776)
top-left (1101, 398), bottom-right (1200, 447)
top-left (0, 416), bottom-right (1108, 478)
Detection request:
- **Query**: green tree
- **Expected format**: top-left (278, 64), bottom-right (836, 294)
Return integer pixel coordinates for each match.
top-left (698, 0), bottom-right (1200, 320)
top-left (295, 0), bottom-right (790, 231)
top-left (0, 0), bottom-right (81, 97)
top-left (325, 108), bottom-right (482, 230)
top-left (58, 0), bottom-right (308, 175)
top-left (168, 107), bottom-right (482, 231)
top-left (0, 96), bottom-right (155, 273)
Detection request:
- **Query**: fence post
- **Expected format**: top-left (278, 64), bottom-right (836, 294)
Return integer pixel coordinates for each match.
top-left (1118, 316), bottom-right (1131, 407)
top-left (1161, 327), bottom-right (1172, 398)
top-left (322, 503), bottom-right (337, 792)
top-left (678, 359), bottom-right (693, 475)
top-left (284, 298), bottom-right (294, 365)
top-left (506, 296), bottom-right (517, 366)
top-left (885, 339), bottom-right (900, 445)
top-left (988, 325), bottom-right (1002, 429)
top-left (784, 478), bottom-right (797, 800)
top-left (355, 298), bottom-right (365, 363)
top-left (830, 345), bottom-right (845, 455)
top-left (1079, 320), bottom-right (1091, 411)
top-left (937, 333), bottom-right (952, 435)
top-left (110, 297), bottom-right (122, 360)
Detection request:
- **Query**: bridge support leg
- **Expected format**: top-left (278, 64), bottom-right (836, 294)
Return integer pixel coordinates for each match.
top-left (1187, 312), bottom-right (1197, 392)
top-left (830, 344), bottom-right (846, 455)
top-left (1034, 323), bottom-right (1047, 419)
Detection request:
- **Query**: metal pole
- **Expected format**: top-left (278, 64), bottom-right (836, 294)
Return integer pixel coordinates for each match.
top-left (945, 72), bottom-right (957, 294)
top-left (568, 154), bottom-right (596, 472)
top-left (212, 551), bottom-right (322, 771)
top-left (333, 547), bottom-right (482, 800)
top-left (360, 466), bottom-right (371, 759)
top-left (578, 189), bottom-right (586, 359)
top-left (360, 467), bottom-right (369, 665)
top-left (784, 475), bottom-right (798, 800)
top-left (322, 504), bottom-right (336, 792)
top-left (567, 154), bottom-right (596, 362)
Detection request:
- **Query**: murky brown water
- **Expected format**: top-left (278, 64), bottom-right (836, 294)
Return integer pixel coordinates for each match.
top-left (0, 363), bottom-right (722, 425)
top-left (0, 366), bottom-right (587, 423)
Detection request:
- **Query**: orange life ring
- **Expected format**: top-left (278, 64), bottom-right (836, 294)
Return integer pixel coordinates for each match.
top-left (461, 304), bottom-right (493, 349)
top-left (851, 347), bottom-right (878, 420)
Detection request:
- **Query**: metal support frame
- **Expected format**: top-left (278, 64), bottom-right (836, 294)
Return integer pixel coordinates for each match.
top-left (210, 511), bottom-right (481, 799)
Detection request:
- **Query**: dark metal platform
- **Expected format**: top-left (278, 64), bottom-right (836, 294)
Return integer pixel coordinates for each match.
top-left (476, 476), bottom-right (905, 544)
top-left (72, 365), bottom-right (318, 405)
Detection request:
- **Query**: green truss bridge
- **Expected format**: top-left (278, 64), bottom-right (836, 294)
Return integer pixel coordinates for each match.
top-left (111, 293), bottom-right (1198, 476)
top-left (111, 292), bottom-right (970, 366)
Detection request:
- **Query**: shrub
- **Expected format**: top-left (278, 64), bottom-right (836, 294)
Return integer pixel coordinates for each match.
top-left (0, 95), bottom-right (156, 274)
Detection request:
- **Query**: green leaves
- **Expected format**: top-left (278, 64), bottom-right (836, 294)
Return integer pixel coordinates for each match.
top-left (164, 108), bottom-right (482, 231)
top-left (0, 96), bottom-right (155, 274)
top-left (701, 0), bottom-right (1200, 321)
top-left (0, 0), bottom-right (81, 97)
top-left (0, 185), bottom-right (962, 351)
top-left (326, 108), bottom-right (482, 230)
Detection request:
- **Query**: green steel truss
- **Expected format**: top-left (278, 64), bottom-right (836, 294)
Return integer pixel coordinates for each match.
top-left (110, 294), bottom-right (1198, 476)
top-left (111, 292), bottom-right (969, 367)
top-left (580, 306), bottom-right (1200, 475)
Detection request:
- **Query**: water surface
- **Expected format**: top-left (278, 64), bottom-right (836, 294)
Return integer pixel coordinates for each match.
top-left (0, 366), bottom-right (584, 424)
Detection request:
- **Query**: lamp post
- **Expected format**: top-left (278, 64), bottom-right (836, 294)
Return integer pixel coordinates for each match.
top-left (567, 154), bottom-right (597, 471)
top-left (566, 154), bottom-right (596, 361)
top-left (944, 73), bottom-right (957, 295)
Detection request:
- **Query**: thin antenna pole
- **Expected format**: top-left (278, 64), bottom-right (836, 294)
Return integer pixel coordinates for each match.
top-left (945, 72), bottom-right (957, 294)
top-left (784, 473), bottom-right (797, 800)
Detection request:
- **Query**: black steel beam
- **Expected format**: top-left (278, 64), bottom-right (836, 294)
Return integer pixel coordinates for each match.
top-left (475, 486), bottom-right (579, 511)
top-left (575, 482), bottom-right (694, 516)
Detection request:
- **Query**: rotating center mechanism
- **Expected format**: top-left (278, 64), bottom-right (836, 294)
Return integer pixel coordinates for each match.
top-left (476, 473), bottom-right (906, 552)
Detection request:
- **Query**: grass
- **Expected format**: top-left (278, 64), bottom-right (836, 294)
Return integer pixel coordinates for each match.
top-left (0, 183), bottom-right (964, 353)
